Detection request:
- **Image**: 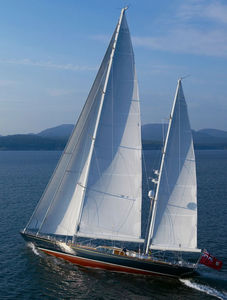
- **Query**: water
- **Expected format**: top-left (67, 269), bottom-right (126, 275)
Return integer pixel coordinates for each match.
top-left (0, 150), bottom-right (226, 299)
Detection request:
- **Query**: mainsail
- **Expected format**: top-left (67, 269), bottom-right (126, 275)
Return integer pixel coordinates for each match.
top-left (25, 8), bottom-right (143, 243)
top-left (146, 79), bottom-right (199, 253)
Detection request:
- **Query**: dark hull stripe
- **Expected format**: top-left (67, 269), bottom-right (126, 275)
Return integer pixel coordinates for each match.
top-left (39, 247), bottom-right (175, 277)
top-left (20, 233), bottom-right (196, 278)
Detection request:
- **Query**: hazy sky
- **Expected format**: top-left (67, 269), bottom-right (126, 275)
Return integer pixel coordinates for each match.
top-left (0, 0), bottom-right (226, 135)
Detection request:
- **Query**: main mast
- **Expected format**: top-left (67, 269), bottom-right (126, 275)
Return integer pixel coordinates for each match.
top-left (74, 7), bottom-right (128, 237)
top-left (25, 7), bottom-right (142, 242)
top-left (76, 7), bottom-right (143, 242)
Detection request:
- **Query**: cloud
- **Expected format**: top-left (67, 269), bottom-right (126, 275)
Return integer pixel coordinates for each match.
top-left (204, 2), bottom-right (227, 24)
top-left (138, 63), bottom-right (181, 76)
top-left (178, 0), bottom-right (227, 24)
top-left (90, 34), bottom-right (110, 43)
top-left (133, 28), bottom-right (227, 57)
top-left (132, 0), bottom-right (227, 57)
top-left (0, 80), bottom-right (18, 87)
top-left (0, 58), bottom-right (98, 71)
top-left (47, 89), bottom-right (75, 97)
top-left (90, 0), bottom-right (227, 58)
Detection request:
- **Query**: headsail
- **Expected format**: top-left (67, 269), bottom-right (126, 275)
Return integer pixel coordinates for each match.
top-left (25, 8), bottom-right (143, 243)
top-left (145, 79), bottom-right (199, 253)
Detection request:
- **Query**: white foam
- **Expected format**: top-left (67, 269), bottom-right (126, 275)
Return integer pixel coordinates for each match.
top-left (57, 242), bottom-right (76, 254)
top-left (180, 279), bottom-right (227, 300)
top-left (27, 242), bottom-right (41, 256)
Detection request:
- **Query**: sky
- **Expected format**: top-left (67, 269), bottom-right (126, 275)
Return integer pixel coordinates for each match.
top-left (0, 0), bottom-right (226, 135)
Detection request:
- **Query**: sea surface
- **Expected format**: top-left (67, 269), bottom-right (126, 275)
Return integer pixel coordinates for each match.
top-left (0, 150), bottom-right (226, 299)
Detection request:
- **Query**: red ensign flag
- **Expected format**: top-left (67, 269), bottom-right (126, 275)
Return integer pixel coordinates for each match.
top-left (199, 250), bottom-right (223, 271)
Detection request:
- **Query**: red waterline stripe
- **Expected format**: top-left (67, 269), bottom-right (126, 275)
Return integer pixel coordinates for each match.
top-left (39, 247), bottom-right (174, 277)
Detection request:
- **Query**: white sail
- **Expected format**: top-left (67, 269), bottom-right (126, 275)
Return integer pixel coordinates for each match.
top-left (77, 10), bottom-right (142, 242)
top-left (147, 79), bottom-right (199, 252)
top-left (26, 18), bottom-right (117, 236)
top-left (26, 8), bottom-right (142, 242)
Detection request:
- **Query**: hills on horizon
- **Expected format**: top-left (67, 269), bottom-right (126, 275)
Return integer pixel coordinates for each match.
top-left (142, 123), bottom-right (227, 149)
top-left (0, 123), bottom-right (227, 150)
top-left (38, 124), bottom-right (74, 139)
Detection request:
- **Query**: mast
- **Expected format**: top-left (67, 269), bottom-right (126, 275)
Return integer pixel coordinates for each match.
top-left (74, 7), bottom-right (128, 236)
top-left (76, 7), bottom-right (142, 242)
top-left (25, 7), bottom-right (142, 242)
top-left (145, 78), bottom-right (200, 254)
top-left (144, 80), bottom-right (180, 254)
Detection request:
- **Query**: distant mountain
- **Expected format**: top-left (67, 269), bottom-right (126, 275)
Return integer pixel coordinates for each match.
top-left (197, 128), bottom-right (227, 139)
top-left (0, 124), bottom-right (227, 150)
top-left (38, 124), bottom-right (74, 138)
top-left (142, 123), bottom-right (168, 141)
top-left (0, 134), bottom-right (66, 151)
top-left (142, 123), bottom-right (227, 149)
top-left (0, 124), bottom-right (74, 150)
top-left (38, 123), bottom-right (168, 141)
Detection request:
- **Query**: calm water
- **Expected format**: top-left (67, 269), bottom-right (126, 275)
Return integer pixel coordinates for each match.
top-left (0, 150), bottom-right (226, 299)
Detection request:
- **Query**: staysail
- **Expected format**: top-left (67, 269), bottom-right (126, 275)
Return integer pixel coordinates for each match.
top-left (145, 79), bottom-right (199, 253)
top-left (25, 8), bottom-right (143, 243)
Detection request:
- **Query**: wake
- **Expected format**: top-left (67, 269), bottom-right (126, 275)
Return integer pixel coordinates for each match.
top-left (57, 241), bottom-right (76, 254)
top-left (180, 279), bottom-right (227, 300)
top-left (27, 242), bottom-right (41, 257)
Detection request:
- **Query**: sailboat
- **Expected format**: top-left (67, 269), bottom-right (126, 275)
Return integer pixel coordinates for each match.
top-left (21, 7), bottom-right (204, 278)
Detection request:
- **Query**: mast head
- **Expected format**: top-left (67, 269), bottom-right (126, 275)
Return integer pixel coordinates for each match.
top-left (121, 6), bottom-right (128, 14)
top-left (178, 75), bottom-right (190, 83)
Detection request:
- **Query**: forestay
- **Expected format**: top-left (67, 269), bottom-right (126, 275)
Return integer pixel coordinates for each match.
top-left (148, 80), bottom-right (199, 252)
top-left (25, 8), bottom-right (143, 243)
